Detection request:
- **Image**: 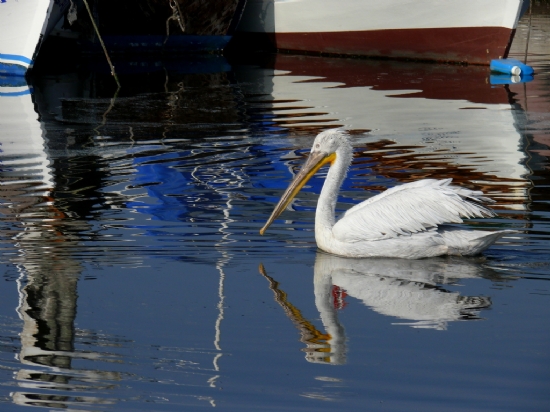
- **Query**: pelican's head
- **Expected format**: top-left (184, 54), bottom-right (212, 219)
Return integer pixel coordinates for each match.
top-left (260, 129), bottom-right (351, 235)
top-left (310, 128), bottom-right (351, 155)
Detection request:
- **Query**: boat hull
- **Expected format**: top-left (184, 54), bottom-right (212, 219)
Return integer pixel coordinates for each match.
top-left (77, 0), bottom-right (247, 54)
top-left (269, 27), bottom-right (516, 65)
top-left (236, 0), bottom-right (525, 64)
top-left (0, 0), bottom-right (68, 75)
top-left (83, 35), bottom-right (233, 54)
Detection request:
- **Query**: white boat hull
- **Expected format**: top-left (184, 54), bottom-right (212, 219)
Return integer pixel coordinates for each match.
top-left (0, 0), bottom-right (68, 75)
top-left (237, 0), bottom-right (525, 64)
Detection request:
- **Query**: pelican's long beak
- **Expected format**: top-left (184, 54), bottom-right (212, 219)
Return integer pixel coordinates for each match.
top-left (260, 151), bottom-right (336, 235)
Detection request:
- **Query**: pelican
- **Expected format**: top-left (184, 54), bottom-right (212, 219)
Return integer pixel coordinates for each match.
top-left (260, 129), bottom-right (515, 259)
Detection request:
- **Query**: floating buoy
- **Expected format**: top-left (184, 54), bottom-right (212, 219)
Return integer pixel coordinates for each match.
top-left (490, 59), bottom-right (534, 76)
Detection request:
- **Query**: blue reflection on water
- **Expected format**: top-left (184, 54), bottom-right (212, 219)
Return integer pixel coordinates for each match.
top-left (129, 154), bottom-right (203, 221)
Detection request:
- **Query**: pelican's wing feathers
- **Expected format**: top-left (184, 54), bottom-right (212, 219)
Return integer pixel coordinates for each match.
top-left (332, 179), bottom-right (496, 242)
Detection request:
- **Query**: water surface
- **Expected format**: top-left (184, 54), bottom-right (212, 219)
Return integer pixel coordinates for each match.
top-left (0, 9), bottom-right (549, 412)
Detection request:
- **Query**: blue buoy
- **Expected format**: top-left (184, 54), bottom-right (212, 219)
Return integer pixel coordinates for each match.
top-left (490, 59), bottom-right (534, 76)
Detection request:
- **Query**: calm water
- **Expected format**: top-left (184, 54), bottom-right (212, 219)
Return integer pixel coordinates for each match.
top-left (0, 9), bottom-right (549, 412)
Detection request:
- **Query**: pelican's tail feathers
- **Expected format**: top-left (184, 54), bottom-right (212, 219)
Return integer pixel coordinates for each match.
top-left (439, 227), bottom-right (518, 256)
top-left (445, 181), bottom-right (497, 215)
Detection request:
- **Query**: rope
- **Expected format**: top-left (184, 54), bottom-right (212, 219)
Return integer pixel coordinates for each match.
top-left (82, 0), bottom-right (121, 89)
top-left (67, 0), bottom-right (77, 25)
top-left (165, 0), bottom-right (186, 44)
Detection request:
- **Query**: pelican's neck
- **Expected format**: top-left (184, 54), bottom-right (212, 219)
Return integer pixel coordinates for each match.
top-left (315, 144), bottom-right (352, 236)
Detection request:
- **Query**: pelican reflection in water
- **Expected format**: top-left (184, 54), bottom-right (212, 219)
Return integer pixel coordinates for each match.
top-left (260, 129), bottom-right (515, 259)
top-left (260, 253), bottom-right (496, 364)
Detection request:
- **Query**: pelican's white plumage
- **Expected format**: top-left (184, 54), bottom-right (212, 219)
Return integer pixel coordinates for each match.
top-left (260, 129), bottom-right (515, 259)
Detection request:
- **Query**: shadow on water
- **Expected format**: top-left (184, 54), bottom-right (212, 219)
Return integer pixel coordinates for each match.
top-left (0, 10), bottom-right (549, 409)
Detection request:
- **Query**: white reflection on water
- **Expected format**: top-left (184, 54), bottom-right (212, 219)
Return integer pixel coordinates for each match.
top-left (261, 252), bottom-right (504, 365)
top-left (0, 80), bottom-right (53, 200)
top-left (235, 55), bottom-right (532, 210)
top-left (0, 78), bottom-right (231, 409)
top-left (0, 78), bottom-right (121, 409)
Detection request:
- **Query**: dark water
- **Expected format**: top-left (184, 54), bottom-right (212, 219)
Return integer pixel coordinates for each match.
top-left (1, 10), bottom-right (549, 412)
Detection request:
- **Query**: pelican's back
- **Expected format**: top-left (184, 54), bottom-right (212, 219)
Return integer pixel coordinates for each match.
top-left (332, 179), bottom-right (496, 243)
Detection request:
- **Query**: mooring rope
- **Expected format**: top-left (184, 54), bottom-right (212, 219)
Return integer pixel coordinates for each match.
top-left (165, 0), bottom-right (186, 44)
top-left (81, 0), bottom-right (121, 89)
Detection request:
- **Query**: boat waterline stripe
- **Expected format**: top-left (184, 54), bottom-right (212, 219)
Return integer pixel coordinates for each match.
top-left (0, 53), bottom-right (33, 65)
top-left (0, 89), bottom-right (32, 97)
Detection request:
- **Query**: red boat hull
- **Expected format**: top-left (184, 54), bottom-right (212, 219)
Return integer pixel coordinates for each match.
top-left (256, 26), bottom-right (516, 65)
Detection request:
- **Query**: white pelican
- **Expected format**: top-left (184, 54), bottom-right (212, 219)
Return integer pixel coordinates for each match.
top-left (260, 129), bottom-right (515, 259)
